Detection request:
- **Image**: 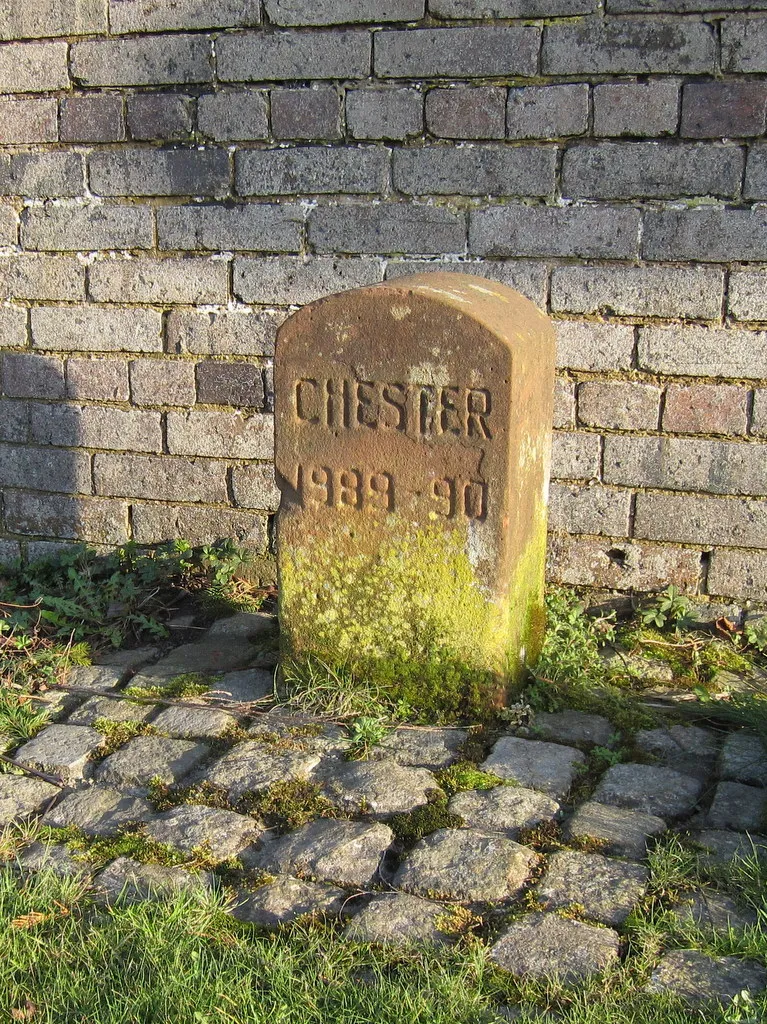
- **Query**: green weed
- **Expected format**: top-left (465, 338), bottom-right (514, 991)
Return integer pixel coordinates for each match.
top-left (389, 800), bottom-right (463, 844)
top-left (244, 778), bottom-right (339, 833)
top-left (0, 692), bottom-right (50, 743)
top-left (346, 716), bottom-right (390, 760)
top-left (434, 761), bottom-right (505, 797)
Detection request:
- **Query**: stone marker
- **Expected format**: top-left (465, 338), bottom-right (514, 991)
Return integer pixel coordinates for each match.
top-left (275, 273), bottom-right (555, 715)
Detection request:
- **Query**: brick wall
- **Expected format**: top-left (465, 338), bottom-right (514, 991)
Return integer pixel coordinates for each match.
top-left (0, 1), bottom-right (766, 611)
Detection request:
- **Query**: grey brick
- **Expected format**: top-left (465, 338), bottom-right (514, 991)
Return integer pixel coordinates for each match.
top-left (232, 463), bottom-right (280, 510)
top-left (543, 18), bottom-right (715, 75)
top-left (553, 377), bottom-right (575, 429)
top-left (271, 86), bottom-right (341, 141)
top-left (4, 493), bottom-right (129, 544)
top-left (0, 538), bottom-right (20, 562)
top-left (551, 266), bottom-right (724, 320)
top-left (347, 87), bottom-right (422, 140)
top-left (507, 85), bottom-right (588, 141)
top-left (548, 483), bottom-right (631, 538)
top-left (709, 549), bottom-right (767, 603)
top-left (0, 41), bottom-right (69, 92)
top-left (127, 94), bottom-right (194, 141)
top-left (166, 410), bottom-right (273, 458)
top-left (638, 327), bottom-right (767, 379)
top-left (0, 154), bottom-right (84, 199)
top-left (31, 308), bottom-right (163, 353)
top-left (157, 204), bottom-right (302, 253)
top-left (60, 94), bottom-right (126, 143)
top-left (551, 431), bottom-right (601, 481)
top-left (66, 359), bottom-right (129, 402)
top-left (131, 504), bottom-right (267, 547)
top-left (431, 0), bottom-right (595, 13)
top-left (89, 149), bottom-right (229, 198)
top-left (89, 257), bottom-right (228, 304)
top-left (21, 205), bottom-right (154, 252)
top-left (754, 390), bottom-right (767, 436)
top-left (393, 145), bottom-right (556, 197)
top-left (593, 81), bottom-right (679, 138)
top-left (196, 361), bottom-right (264, 408)
top-left (722, 17), bottom-right (767, 73)
top-left (562, 143), bottom-right (743, 200)
top-left (0, 445), bottom-right (91, 494)
top-left (130, 359), bottom-right (196, 406)
top-left (217, 30), bottom-right (370, 82)
top-left (198, 90), bottom-right (268, 141)
top-left (426, 87), bottom-right (505, 140)
top-left (663, 384), bottom-right (749, 436)
top-left (643, 208), bottom-right (767, 263)
top-left (0, 307), bottom-right (26, 350)
top-left (167, 309), bottom-right (284, 356)
top-left (236, 147), bottom-right (387, 197)
top-left (308, 203), bottom-right (465, 254)
top-left (469, 205), bottom-right (639, 259)
top-left (636, 493), bottom-right (767, 549)
top-left (0, 255), bottom-right (85, 302)
top-left (3, 353), bottom-right (65, 399)
top-left (94, 453), bottom-right (227, 503)
top-left (745, 146), bottom-right (767, 201)
top-left (234, 255), bottom-right (383, 304)
top-left (681, 82), bottom-right (767, 139)
top-left (0, 204), bottom-right (15, 245)
top-left (609, 0), bottom-right (767, 9)
top-left (0, 399), bottom-right (28, 443)
top-left (604, 436), bottom-right (767, 496)
top-left (384, 259), bottom-right (547, 307)
top-left (0, 98), bottom-right (57, 144)
top-left (730, 270), bottom-right (767, 322)
top-left (265, 0), bottom-right (423, 23)
top-left (578, 381), bottom-right (660, 431)
top-left (555, 321), bottom-right (634, 371)
top-left (30, 404), bottom-right (163, 453)
top-left (0, 0), bottom-right (106, 39)
top-left (71, 36), bottom-right (211, 88)
top-left (547, 535), bottom-right (701, 593)
top-left (375, 26), bottom-right (539, 77)
top-left (109, 0), bottom-right (259, 32)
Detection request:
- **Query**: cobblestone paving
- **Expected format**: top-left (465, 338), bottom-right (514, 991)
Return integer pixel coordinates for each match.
top-left (2, 611), bottom-right (767, 1006)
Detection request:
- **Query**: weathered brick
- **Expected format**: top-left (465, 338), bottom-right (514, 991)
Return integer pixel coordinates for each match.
top-left (109, 0), bottom-right (259, 32)
top-left (127, 94), bottom-right (194, 141)
top-left (0, 154), bottom-right (84, 199)
top-left (636, 493), bottom-right (767, 550)
top-left (609, 0), bottom-right (767, 10)
top-left (709, 549), bottom-right (767, 603)
top-left (745, 146), bottom-right (767, 200)
top-left (0, 255), bottom-right (85, 303)
top-left (308, 204), bottom-right (465, 254)
top-left (0, 446), bottom-right (91, 494)
top-left (426, 87), bottom-right (505, 140)
top-left (563, 143), bottom-right (743, 200)
top-left (551, 431), bottom-right (601, 481)
top-left (21, 205), bottom-right (153, 252)
top-left (730, 270), bottom-right (767, 322)
top-left (232, 463), bottom-right (280, 510)
top-left (167, 309), bottom-right (284, 356)
top-left (638, 327), bottom-right (767, 379)
top-left (265, 0), bottom-right (423, 23)
top-left (66, 359), bottom-right (129, 402)
top-left (30, 404), bottom-right (163, 453)
top-left (71, 36), bottom-right (211, 88)
top-left (234, 255), bottom-right (383, 304)
top-left (578, 381), bottom-right (660, 431)
top-left (432, 0), bottom-right (596, 14)
top-left (0, 399), bottom-right (28, 442)
top-left (31, 308), bottom-right (162, 353)
top-left (642, 208), bottom-right (767, 263)
top-left (469, 204), bottom-right (639, 259)
top-left (0, 0), bottom-right (106, 38)
top-left (555, 321), bottom-right (634, 372)
top-left (197, 90), bottom-right (268, 141)
top-left (593, 81), bottom-right (679, 137)
top-left (543, 19), bottom-right (715, 75)
top-left (217, 30), bottom-right (370, 82)
top-left (346, 87), bottom-right (422, 140)
top-left (129, 359), bottom-right (196, 407)
top-left (754, 390), bottom-right (767, 436)
top-left (60, 94), bottom-right (126, 143)
top-left (547, 535), bottom-right (701, 592)
top-left (0, 538), bottom-right (20, 562)
top-left (166, 410), bottom-right (273, 458)
top-left (131, 504), bottom-right (267, 547)
top-left (507, 85), bottom-right (589, 140)
top-left (89, 257), bottom-right (228, 304)
top-left (0, 41), bottom-right (69, 92)
top-left (393, 145), bottom-right (556, 197)
top-left (549, 482), bottom-right (631, 537)
top-left (89, 149), bottom-right (229, 198)
top-left (236, 147), bottom-right (387, 197)
top-left (3, 353), bottom-right (65, 399)
top-left (196, 362), bottom-right (264, 408)
top-left (722, 17), bottom-right (767, 73)
top-left (0, 98), bottom-right (57, 144)
top-left (0, 204), bottom-right (15, 245)
top-left (4, 493), bottom-right (129, 544)
top-left (553, 377), bottom-right (575, 429)
top-left (0, 308), bottom-right (26, 352)
top-left (681, 82), bottom-right (767, 139)
top-left (384, 259), bottom-right (547, 308)
top-left (375, 26), bottom-right (539, 77)
top-left (663, 384), bottom-right (749, 436)
top-left (551, 266), bottom-right (724, 320)
top-left (157, 204), bottom-right (302, 253)
top-left (94, 453), bottom-right (228, 503)
top-left (271, 87), bottom-right (341, 141)
top-left (603, 436), bottom-right (767, 496)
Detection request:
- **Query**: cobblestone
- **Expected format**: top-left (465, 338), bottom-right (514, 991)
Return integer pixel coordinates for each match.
top-left (593, 764), bottom-right (703, 821)
top-left (42, 787), bottom-right (154, 836)
top-left (344, 892), bottom-right (456, 945)
top-left (448, 786), bottom-right (560, 838)
top-left (536, 851), bottom-right (648, 926)
top-left (563, 801), bottom-right (666, 860)
top-left (481, 736), bottom-right (586, 799)
top-left (490, 913), bottom-right (620, 982)
top-left (93, 736), bottom-right (210, 793)
top-left (230, 876), bottom-right (346, 928)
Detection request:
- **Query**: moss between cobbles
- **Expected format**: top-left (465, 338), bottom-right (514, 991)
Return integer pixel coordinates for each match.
top-left (434, 761), bottom-right (506, 797)
top-left (124, 673), bottom-right (214, 701)
top-left (89, 720), bottom-right (157, 761)
top-left (516, 821), bottom-right (607, 856)
top-left (389, 800), bottom-right (464, 844)
top-left (241, 779), bottom-right (341, 834)
top-left (40, 824), bottom-right (185, 870)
